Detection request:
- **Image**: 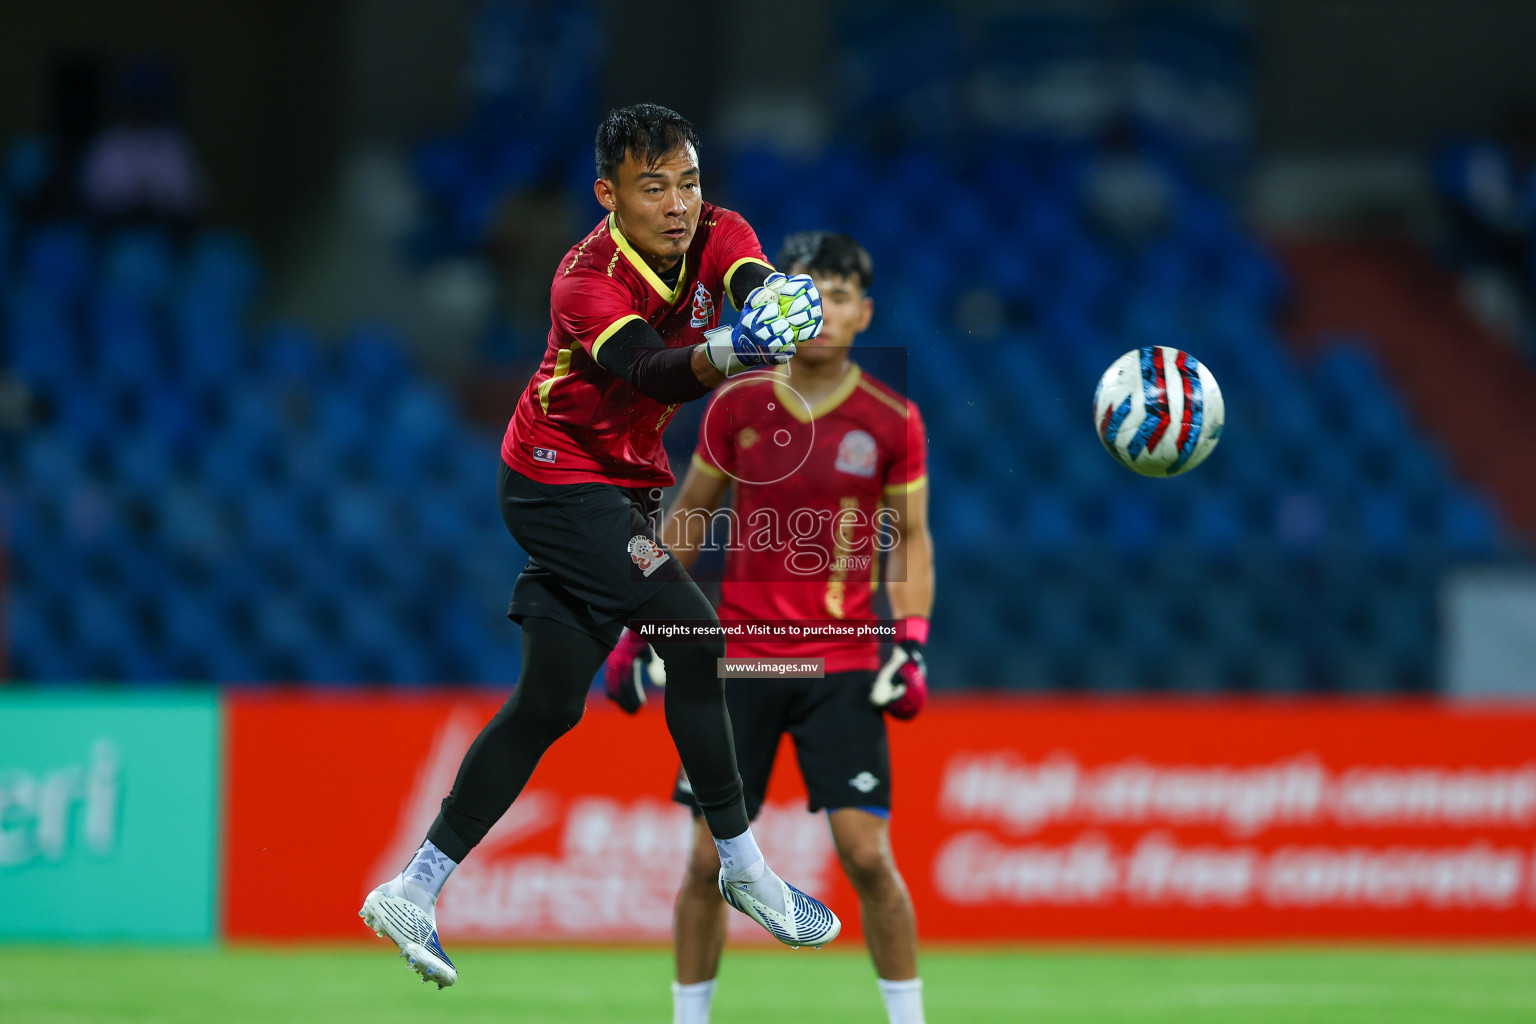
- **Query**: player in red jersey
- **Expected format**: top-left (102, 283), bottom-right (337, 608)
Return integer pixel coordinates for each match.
top-left (359, 105), bottom-right (840, 990)
top-left (607, 232), bottom-right (934, 1024)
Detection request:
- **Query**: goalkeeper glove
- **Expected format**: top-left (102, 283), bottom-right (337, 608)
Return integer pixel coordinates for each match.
top-left (604, 629), bottom-right (667, 713)
top-left (703, 273), bottom-right (823, 376)
top-left (769, 273), bottom-right (824, 342)
top-left (869, 617), bottom-right (929, 720)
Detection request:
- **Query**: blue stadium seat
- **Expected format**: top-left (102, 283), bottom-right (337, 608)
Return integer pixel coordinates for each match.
top-left (313, 396), bottom-right (374, 453)
top-left (195, 429), bottom-right (277, 497)
top-left (101, 228), bottom-right (176, 306)
top-left (223, 387), bottom-right (288, 445)
top-left (183, 231), bottom-right (260, 311)
top-left (92, 295), bottom-right (167, 386)
top-left (22, 222), bottom-right (92, 298)
top-left (296, 645), bottom-right (360, 686)
top-left (1104, 493), bottom-right (1163, 551)
top-left (159, 590), bottom-right (236, 656)
top-left (21, 433), bottom-right (89, 490)
top-left (1437, 491), bottom-right (1500, 554)
top-left (113, 429), bottom-right (176, 495)
top-left (68, 589), bottom-right (143, 667)
top-left (138, 382), bottom-right (206, 452)
top-left (6, 286), bottom-right (79, 389)
top-left (323, 484), bottom-right (395, 552)
top-left (5, 594), bottom-right (62, 673)
top-left (173, 292), bottom-right (244, 386)
top-left (1019, 491), bottom-right (1081, 552)
top-left (1355, 491), bottom-right (1412, 552)
top-left (340, 323), bottom-right (410, 396)
top-left (242, 485), bottom-right (310, 553)
top-left (252, 595), bottom-right (325, 658)
top-left (259, 323), bottom-right (324, 383)
top-left (155, 483), bottom-right (234, 562)
top-left (1187, 491), bottom-right (1245, 550)
top-left (931, 482), bottom-right (998, 550)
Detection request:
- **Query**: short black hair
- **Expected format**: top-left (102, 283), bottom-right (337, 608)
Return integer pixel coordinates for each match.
top-left (595, 103), bottom-right (701, 180)
top-left (776, 231), bottom-right (874, 292)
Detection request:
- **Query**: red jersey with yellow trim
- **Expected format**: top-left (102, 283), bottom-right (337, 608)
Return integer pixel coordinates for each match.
top-left (692, 364), bottom-right (927, 672)
top-left (502, 204), bottom-right (772, 487)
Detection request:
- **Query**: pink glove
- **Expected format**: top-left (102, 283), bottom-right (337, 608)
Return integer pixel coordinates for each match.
top-left (605, 629), bottom-right (664, 714)
top-left (870, 617), bottom-right (929, 720)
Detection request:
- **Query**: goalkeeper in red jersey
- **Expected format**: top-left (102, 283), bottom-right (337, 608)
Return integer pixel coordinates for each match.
top-left (359, 104), bottom-right (840, 991)
top-left (606, 232), bottom-right (934, 1024)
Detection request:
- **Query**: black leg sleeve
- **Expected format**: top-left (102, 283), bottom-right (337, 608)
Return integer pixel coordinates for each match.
top-left (425, 616), bottom-right (609, 862)
top-left (630, 578), bottom-right (750, 840)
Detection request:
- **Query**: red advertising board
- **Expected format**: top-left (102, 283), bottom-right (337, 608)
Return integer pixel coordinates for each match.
top-left (224, 693), bottom-right (1536, 941)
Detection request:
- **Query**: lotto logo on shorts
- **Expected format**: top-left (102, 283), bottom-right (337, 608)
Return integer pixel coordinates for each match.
top-left (628, 535), bottom-right (669, 577)
top-left (532, 447), bottom-right (557, 464)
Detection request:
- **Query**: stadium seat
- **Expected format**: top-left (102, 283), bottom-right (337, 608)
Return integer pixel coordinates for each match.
top-left (183, 231), bottom-right (261, 311)
top-left (113, 429), bottom-right (176, 496)
top-left (101, 228), bottom-right (177, 306)
top-left (259, 323), bottom-right (324, 383)
top-left (22, 222), bottom-right (92, 298)
top-left (1437, 491), bottom-right (1500, 554)
top-left (6, 286), bottom-right (78, 389)
top-left (172, 293), bottom-right (245, 386)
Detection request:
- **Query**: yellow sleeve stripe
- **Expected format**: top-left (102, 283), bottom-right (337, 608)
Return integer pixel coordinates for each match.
top-left (884, 474), bottom-right (928, 495)
top-left (858, 379), bottom-right (910, 418)
top-left (691, 452), bottom-right (729, 480)
top-left (589, 313), bottom-right (646, 362)
top-left (724, 257), bottom-right (775, 308)
top-left (536, 346), bottom-right (575, 413)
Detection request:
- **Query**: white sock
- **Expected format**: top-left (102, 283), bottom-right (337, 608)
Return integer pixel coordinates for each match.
top-left (877, 977), bottom-right (924, 1024)
top-left (714, 829), bottom-right (786, 913)
top-left (671, 979), bottom-right (716, 1024)
top-left (400, 839), bottom-right (457, 909)
top-left (713, 829), bottom-right (765, 882)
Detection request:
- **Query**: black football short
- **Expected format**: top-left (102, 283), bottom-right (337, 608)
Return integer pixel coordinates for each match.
top-left (672, 669), bottom-right (891, 819)
top-left (500, 462), bottom-right (685, 647)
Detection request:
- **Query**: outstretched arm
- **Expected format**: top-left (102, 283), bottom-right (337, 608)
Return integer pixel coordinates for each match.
top-left (593, 318), bottom-right (724, 401)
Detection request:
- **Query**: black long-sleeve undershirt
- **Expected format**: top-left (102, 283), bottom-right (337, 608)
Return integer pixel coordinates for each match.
top-left (594, 319), bottom-right (709, 403)
top-left (591, 261), bottom-right (774, 403)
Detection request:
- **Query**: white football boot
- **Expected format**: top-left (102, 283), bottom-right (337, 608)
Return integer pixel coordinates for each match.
top-left (719, 867), bottom-right (841, 949)
top-left (359, 876), bottom-right (457, 989)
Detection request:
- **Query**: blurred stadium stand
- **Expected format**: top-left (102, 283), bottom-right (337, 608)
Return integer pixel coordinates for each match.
top-left (0, 1), bottom-right (1524, 691)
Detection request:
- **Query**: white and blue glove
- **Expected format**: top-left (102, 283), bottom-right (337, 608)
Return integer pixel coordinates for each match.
top-left (762, 273), bottom-right (824, 342)
top-left (704, 273), bottom-right (824, 376)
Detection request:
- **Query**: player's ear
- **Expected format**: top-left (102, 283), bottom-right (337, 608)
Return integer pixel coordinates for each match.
top-left (594, 177), bottom-right (617, 212)
top-left (855, 295), bottom-right (874, 333)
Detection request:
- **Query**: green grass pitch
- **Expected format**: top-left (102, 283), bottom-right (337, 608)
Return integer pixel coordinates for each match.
top-left (2, 945), bottom-right (1533, 1023)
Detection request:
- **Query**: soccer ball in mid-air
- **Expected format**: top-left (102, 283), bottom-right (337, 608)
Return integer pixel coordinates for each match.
top-left (1093, 346), bottom-right (1224, 477)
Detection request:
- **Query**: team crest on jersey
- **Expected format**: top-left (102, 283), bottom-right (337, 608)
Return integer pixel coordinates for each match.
top-left (834, 429), bottom-right (878, 478)
top-left (737, 426), bottom-right (760, 450)
top-left (628, 535), bottom-right (670, 577)
top-left (689, 281), bottom-right (716, 328)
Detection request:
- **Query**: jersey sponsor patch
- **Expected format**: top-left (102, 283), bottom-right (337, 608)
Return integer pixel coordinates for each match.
top-left (689, 280), bottom-right (716, 328)
top-left (833, 429), bottom-right (878, 478)
top-left (628, 535), bottom-right (670, 577)
top-left (532, 446), bottom-right (558, 464)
